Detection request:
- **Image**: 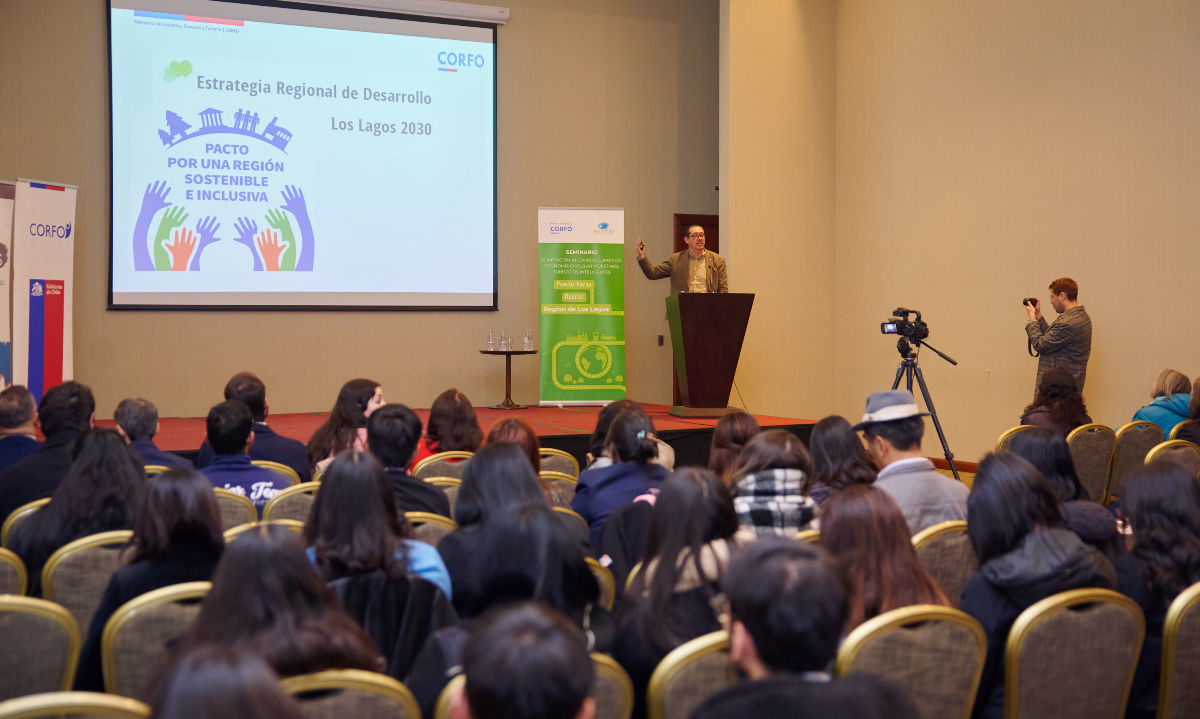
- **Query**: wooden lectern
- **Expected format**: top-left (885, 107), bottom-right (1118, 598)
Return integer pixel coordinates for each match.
top-left (665, 293), bottom-right (754, 417)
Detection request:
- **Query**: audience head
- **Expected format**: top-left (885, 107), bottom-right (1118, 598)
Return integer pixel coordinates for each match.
top-left (131, 468), bottom-right (224, 563)
top-left (427, 388), bottom-right (484, 452)
top-left (149, 645), bottom-right (304, 719)
top-left (854, 390), bottom-right (926, 465)
top-left (1030, 368), bottom-right (1090, 433)
top-left (223, 372), bottom-right (268, 422)
top-left (0, 385), bottom-right (36, 433)
top-left (808, 415), bottom-right (876, 494)
top-left (732, 428), bottom-right (812, 481)
top-left (586, 399), bottom-right (642, 463)
top-left (455, 441), bottom-right (546, 527)
top-left (304, 449), bottom-right (412, 580)
top-left (306, 379), bottom-right (384, 467)
top-left (606, 409), bottom-right (658, 465)
top-left (114, 397), bottom-right (159, 442)
top-left (967, 452), bottom-right (1064, 564)
top-left (1008, 428), bottom-right (1088, 502)
top-left (38, 380), bottom-right (95, 437)
top-left (486, 418), bottom-right (541, 472)
top-left (1122, 461), bottom-right (1200, 605)
top-left (1152, 368), bottom-right (1192, 399)
top-left (207, 400), bottom-right (254, 455)
top-left (724, 538), bottom-right (846, 678)
top-left (708, 411), bottom-right (760, 483)
top-left (454, 603), bottom-right (595, 719)
top-left (366, 403), bottom-right (423, 469)
top-left (819, 484), bottom-right (948, 629)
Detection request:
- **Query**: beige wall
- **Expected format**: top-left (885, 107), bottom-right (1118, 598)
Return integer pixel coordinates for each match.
top-left (0, 0), bottom-right (718, 419)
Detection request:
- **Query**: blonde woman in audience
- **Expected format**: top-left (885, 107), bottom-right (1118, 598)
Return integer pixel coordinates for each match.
top-left (305, 378), bottom-right (385, 469)
top-left (1132, 368), bottom-right (1193, 440)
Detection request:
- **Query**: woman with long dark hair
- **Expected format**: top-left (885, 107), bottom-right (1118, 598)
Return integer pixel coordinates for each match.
top-left (74, 468), bottom-right (226, 690)
top-left (707, 411), bottom-right (760, 486)
top-left (408, 388), bottom-right (483, 468)
top-left (1019, 367), bottom-right (1091, 436)
top-left (485, 418), bottom-right (571, 507)
top-left (819, 484), bottom-right (949, 631)
top-left (806, 415), bottom-right (876, 504)
top-left (176, 524), bottom-right (381, 678)
top-left (614, 468), bottom-right (740, 718)
top-left (149, 645), bottom-right (304, 719)
top-left (305, 378), bottom-right (384, 469)
top-left (10, 428), bottom-right (147, 595)
top-left (729, 429), bottom-right (817, 537)
top-left (1114, 461), bottom-right (1200, 719)
top-left (960, 452), bottom-right (1115, 719)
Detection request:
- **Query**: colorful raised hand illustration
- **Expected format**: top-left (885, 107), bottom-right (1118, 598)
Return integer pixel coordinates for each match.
top-left (165, 228), bottom-right (196, 271)
top-left (264, 208), bottom-right (296, 271)
top-left (280, 185), bottom-right (315, 271)
top-left (256, 229), bottom-right (288, 271)
top-left (152, 206), bottom-right (189, 271)
top-left (188, 216), bottom-right (221, 271)
top-left (233, 216), bottom-right (264, 271)
top-left (133, 181), bottom-right (172, 271)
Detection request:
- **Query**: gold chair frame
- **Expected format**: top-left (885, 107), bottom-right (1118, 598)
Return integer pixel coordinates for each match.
top-left (42, 530), bottom-right (134, 605)
top-left (251, 459), bottom-right (301, 485)
top-left (142, 464), bottom-right (172, 477)
top-left (423, 477), bottom-right (462, 489)
top-left (912, 520), bottom-right (968, 546)
top-left (100, 581), bottom-right (212, 697)
top-left (585, 557), bottom-right (616, 611)
top-left (1, 498), bottom-right (51, 548)
top-left (212, 487), bottom-right (257, 528)
top-left (794, 528), bottom-right (820, 543)
top-left (1108, 421), bottom-right (1165, 505)
top-left (996, 425), bottom-right (1037, 452)
top-left (592, 652), bottom-right (635, 719)
top-left (539, 470), bottom-right (578, 487)
top-left (1170, 420), bottom-right (1200, 441)
top-left (1066, 423), bottom-right (1117, 503)
top-left (0, 691), bottom-right (149, 719)
top-left (280, 668), bottom-right (421, 718)
top-left (539, 448), bottom-right (581, 477)
top-left (625, 561), bottom-right (643, 593)
top-left (1144, 439), bottom-right (1200, 472)
top-left (432, 673), bottom-right (465, 719)
top-left (413, 451), bottom-right (474, 479)
top-left (1157, 580), bottom-right (1200, 719)
top-left (405, 512), bottom-right (458, 531)
top-left (0, 595), bottom-right (82, 691)
top-left (262, 481), bottom-right (320, 521)
top-left (223, 519), bottom-right (305, 541)
top-left (553, 506), bottom-right (589, 533)
top-left (0, 547), bottom-right (28, 596)
top-left (646, 631), bottom-right (731, 719)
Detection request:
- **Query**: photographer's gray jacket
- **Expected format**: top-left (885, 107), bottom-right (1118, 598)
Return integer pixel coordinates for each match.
top-left (1026, 306), bottom-right (1092, 395)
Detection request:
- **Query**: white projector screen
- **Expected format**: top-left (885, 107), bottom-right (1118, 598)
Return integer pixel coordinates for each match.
top-left (108, 0), bottom-right (496, 309)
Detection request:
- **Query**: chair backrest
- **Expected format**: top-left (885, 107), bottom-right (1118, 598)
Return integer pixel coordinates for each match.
top-left (0, 547), bottom-right (27, 595)
top-left (213, 487), bottom-right (258, 529)
top-left (263, 481), bottom-right (320, 522)
top-left (412, 451), bottom-right (474, 480)
top-left (912, 520), bottom-right (976, 608)
top-left (42, 530), bottom-right (134, 632)
top-left (1145, 440), bottom-right (1200, 478)
top-left (996, 425), bottom-right (1037, 452)
top-left (794, 528), bottom-right (820, 543)
top-left (406, 512), bottom-right (458, 548)
top-left (553, 506), bottom-right (590, 543)
top-left (592, 652), bottom-right (635, 719)
top-left (280, 668), bottom-right (421, 719)
top-left (837, 604), bottom-right (986, 719)
top-left (101, 581), bottom-right (211, 700)
top-left (1, 497), bottom-right (51, 548)
top-left (1157, 581), bottom-right (1200, 719)
top-left (1170, 419), bottom-right (1200, 441)
top-left (432, 674), bottom-right (465, 719)
top-left (646, 631), bottom-right (736, 719)
top-left (1108, 421), bottom-right (1165, 504)
top-left (625, 561), bottom-right (643, 593)
top-left (142, 464), bottom-right (171, 477)
top-left (586, 557), bottom-right (616, 611)
top-left (539, 470), bottom-right (579, 507)
top-left (0, 596), bottom-right (81, 701)
top-left (423, 477), bottom-right (462, 515)
top-left (540, 448), bottom-right (581, 478)
top-left (223, 519), bottom-right (305, 542)
top-left (1066, 423), bottom-right (1117, 504)
top-left (251, 459), bottom-right (301, 485)
top-left (1005, 588), bottom-right (1144, 719)
top-left (0, 691), bottom-right (150, 719)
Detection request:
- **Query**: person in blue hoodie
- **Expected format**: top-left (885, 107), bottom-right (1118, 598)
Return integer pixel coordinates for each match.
top-left (1132, 369), bottom-right (1193, 440)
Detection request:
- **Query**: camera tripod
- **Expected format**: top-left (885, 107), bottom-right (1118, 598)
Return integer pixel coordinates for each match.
top-left (890, 337), bottom-right (961, 481)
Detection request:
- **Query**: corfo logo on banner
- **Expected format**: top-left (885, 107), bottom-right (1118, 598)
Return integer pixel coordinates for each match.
top-left (549, 225), bottom-right (573, 235)
top-left (436, 51), bottom-right (486, 72)
top-left (31, 282), bottom-right (43, 297)
top-left (29, 223), bottom-right (72, 238)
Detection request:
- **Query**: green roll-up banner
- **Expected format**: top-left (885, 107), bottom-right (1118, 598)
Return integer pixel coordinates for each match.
top-left (537, 207), bottom-right (626, 406)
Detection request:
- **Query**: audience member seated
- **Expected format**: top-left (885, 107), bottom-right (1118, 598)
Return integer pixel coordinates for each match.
top-left (583, 400), bottom-right (674, 471)
top-left (486, 417), bottom-right (569, 506)
top-left (306, 378), bottom-right (385, 471)
top-left (1114, 462), bottom-right (1200, 719)
top-left (806, 415), bottom-right (876, 505)
top-left (614, 468), bottom-right (740, 718)
top-left (960, 452), bottom-right (1117, 719)
top-left (854, 390), bottom-right (968, 535)
top-left (573, 410), bottom-right (669, 548)
top-left (198, 372), bottom-right (311, 482)
top-left (1177, 377), bottom-right (1200, 446)
top-left (409, 387), bottom-right (483, 469)
top-left (707, 410), bottom-right (760, 486)
top-left (1132, 368), bottom-right (1193, 440)
top-left (0, 380), bottom-right (94, 522)
top-left (9, 428), bottom-right (146, 595)
top-left (450, 603), bottom-right (596, 719)
top-left (819, 484), bottom-right (950, 632)
top-left (367, 403), bottom-right (451, 517)
top-left (200, 400), bottom-right (289, 512)
top-left (728, 429), bottom-right (817, 537)
top-left (74, 468), bottom-right (225, 690)
top-left (1008, 428), bottom-right (1122, 559)
top-left (0, 385), bottom-right (41, 471)
top-left (407, 502), bottom-right (602, 717)
top-left (1019, 367), bottom-right (1092, 436)
top-left (114, 397), bottom-right (193, 469)
top-left (690, 538), bottom-right (920, 719)
top-left (439, 442), bottom-right (549, 614)
top-left (175, 524), bottom-right (382, 678)
top-left (148, 645), bottom-right (304, 719)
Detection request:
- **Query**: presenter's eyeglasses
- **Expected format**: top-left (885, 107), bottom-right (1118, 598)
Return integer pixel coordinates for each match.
top-left (686, 232), bottom-right (705, 238)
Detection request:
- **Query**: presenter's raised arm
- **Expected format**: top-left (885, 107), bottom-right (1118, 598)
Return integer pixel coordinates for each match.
top-left (636, 237), bottom-right (646, 261)
top-left (636, 238), bottom-right (671, 280)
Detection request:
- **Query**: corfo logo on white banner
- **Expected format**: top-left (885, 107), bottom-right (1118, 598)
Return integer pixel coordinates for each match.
top-left (549, 224), bottom-right (573, 236)
top-left (31, 282), bottom-right (43, 297)
top-left (28, 222), bottom-right (72, 238)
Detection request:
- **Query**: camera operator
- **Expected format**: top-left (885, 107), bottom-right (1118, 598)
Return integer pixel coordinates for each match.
top-left (1024, 277), bottom-right (1092, 397)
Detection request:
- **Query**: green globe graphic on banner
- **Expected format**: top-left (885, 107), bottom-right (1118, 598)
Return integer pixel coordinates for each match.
top-left (553, 332), bottom-right (625, 390)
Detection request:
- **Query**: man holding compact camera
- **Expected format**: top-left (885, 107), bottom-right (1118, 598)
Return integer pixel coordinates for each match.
top-left (1024, 277), bottom-right (1092, 397)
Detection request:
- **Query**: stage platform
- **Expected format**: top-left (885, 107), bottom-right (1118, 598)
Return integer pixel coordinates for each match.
top-left (96, 404), bottom-right (815, 469)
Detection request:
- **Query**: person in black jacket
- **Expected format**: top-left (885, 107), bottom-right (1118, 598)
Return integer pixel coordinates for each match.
top-left (196, 372), bottom-right (310, 482)
top-left (367, 403), bottom-right (451, 517)
top-left (0, 381), bottom-right (93, 522)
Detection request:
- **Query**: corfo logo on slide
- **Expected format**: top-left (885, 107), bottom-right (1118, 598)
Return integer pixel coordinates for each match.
top-left (549, 224), bottom-right (573, 235)
top-left (436, 50), bottom-right (486, 72)
top-left (29, 223), bottom-right (71, 239)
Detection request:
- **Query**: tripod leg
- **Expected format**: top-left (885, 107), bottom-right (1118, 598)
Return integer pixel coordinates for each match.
top-left (911, 364), bottom-right (961, 482)
top-left (891, 362), bottom-right (906, 391)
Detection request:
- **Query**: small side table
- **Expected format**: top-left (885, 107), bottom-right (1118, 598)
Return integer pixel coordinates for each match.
top-left (480, 349), bottom-right (538, 409)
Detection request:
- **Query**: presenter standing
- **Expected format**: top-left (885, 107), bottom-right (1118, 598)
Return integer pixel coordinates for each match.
top-left (1024, 277), bottom-right (1092, 396)
top-left (635, 225), bottom-right (728, 293)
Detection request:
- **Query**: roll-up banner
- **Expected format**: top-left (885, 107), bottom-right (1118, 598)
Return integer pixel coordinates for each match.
top-left (537, 207), bottom-right (626, 406)
top-left (0, 182), bottom-right (13, 386)
top-left (12, 179), bottom-right (77, 403)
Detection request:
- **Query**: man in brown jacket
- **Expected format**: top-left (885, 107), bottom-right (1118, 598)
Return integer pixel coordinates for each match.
top-left (1026, 276), bottom-right (1092, 396)
top-left (635, 224), bottom-right (728, 294)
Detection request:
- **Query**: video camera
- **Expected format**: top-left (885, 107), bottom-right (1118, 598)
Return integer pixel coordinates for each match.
top-left (880, 308), bottom-right (929, 341)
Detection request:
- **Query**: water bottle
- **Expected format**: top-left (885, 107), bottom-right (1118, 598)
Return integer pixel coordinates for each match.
top-left (523, 329), bottom-right (534, 351)
top-left (498, 331), bottom-right (508, 351)
top-left (486, 329), bottom-right (495, 351)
